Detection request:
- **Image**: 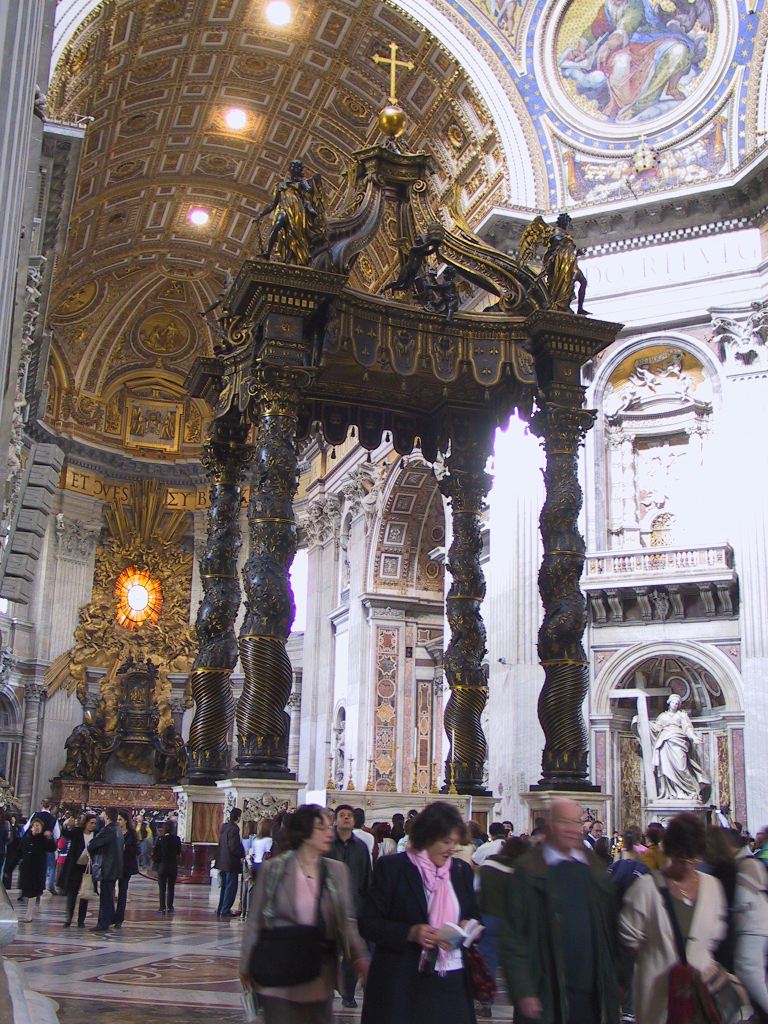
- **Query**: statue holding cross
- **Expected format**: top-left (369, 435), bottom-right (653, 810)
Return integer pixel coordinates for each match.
top-left (611, 687), bottom-right (711, 805)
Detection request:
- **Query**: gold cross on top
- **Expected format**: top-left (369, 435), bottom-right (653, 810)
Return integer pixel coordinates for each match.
top-left (371, 42), bottom-right (414, 105)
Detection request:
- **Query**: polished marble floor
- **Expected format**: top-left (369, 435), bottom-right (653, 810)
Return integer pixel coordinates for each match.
top-left (3, 875), bottom-right (514, 1022)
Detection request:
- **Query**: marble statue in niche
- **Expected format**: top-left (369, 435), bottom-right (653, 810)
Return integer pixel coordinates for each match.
top-left (647, 693), bottom-right (711, 802)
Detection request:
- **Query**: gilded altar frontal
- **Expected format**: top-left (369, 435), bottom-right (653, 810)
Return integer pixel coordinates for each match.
top-left (0, 0), bottom-right (765, 1018)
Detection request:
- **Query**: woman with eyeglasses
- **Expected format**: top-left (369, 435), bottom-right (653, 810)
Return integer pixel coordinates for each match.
top-left (360, 801), bottom-right (482, 1024)
top-left (239, 803), bottom-right (369, 1024)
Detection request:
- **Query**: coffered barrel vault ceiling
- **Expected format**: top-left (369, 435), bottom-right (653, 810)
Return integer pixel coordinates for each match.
top-left (46, 0), bottom-right (519, 462)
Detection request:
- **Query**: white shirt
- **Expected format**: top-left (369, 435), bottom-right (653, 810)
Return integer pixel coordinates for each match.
top-left (472, 838), bottom-right (504, 867)
top-left (252, 837), bottom-right (273, 863)
top-left (353, 828), bottom-right (375, 864)
top-left (543, 844), bottom-right (588, 866)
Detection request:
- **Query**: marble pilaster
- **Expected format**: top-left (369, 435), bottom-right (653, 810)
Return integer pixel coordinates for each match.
top-left (17, 682), bottom-right (45, 813)
top-left (486, 418), bottom-right (545, 825)
top-left (297, 501), bottom-right (340, 788)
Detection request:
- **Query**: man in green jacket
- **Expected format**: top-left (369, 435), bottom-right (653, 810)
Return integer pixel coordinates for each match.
top-left (499, 798), bottom-right (621, 1024)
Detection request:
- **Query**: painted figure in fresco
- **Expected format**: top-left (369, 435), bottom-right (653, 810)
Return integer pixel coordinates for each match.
top-left (487, 0), bottom-right (522, 37)
top-left (256, 160), bottom-right (325, 266)
top-left (560, 0), bottom-right (714, 123)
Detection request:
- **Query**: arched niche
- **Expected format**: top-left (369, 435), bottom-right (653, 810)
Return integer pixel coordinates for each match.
top-left (589, 335), bottom-right (722, 551)
top-left (367, 458), bottom-right (445, 598)
top-left (593, 641), bottom-right (746, 830)
top-left (0, 688), bottom-right (23, 790)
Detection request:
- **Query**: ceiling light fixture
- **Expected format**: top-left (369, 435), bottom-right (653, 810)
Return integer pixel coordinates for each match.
top-left (265, 0), bottom-right (292, 26)
top-left (188, 208), bottom-right (210, 226)
top-left (224, 107), bottom-right (248, 130)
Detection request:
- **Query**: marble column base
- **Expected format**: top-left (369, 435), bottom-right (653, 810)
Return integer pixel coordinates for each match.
top-left (215, 777), bottom-right (305, 829)
top-left (644, 799), bottom-right (707, 827)
top-left (318, 789), bottom-right (497, 832)
top-left (173, 783), bottom-right (225, 844)
top-left (520, 788), bottom-right (613, 832)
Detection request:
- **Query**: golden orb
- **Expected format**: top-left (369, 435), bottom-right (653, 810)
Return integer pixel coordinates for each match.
top-left (378, 104), bottom-right (406, 139)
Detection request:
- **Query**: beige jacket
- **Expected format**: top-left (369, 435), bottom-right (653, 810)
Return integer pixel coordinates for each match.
top-left (619, 871), bottom-right (727, 1024)
top-left (239, 852), bottom-right (368, 1001)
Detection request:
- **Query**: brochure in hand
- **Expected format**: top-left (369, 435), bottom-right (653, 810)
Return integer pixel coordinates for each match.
top-left (435, 918), bottom-right (484, 950)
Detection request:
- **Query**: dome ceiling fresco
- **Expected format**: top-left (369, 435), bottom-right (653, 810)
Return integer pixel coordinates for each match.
top-left (406, 0), bottom-right (764, 205)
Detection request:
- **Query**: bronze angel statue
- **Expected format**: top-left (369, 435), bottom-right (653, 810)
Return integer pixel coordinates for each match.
top-left (518, 212), bottom-right (589, 315)
top-left (255, 159), bottom-right (327, 267)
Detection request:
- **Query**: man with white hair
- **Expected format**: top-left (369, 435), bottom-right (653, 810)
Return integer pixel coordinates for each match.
top-left (499, 798), bottom-right (622, 1024)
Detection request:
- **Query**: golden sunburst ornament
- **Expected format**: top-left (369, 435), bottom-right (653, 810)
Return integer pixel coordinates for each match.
top-left (114, 566), bottom-right (163, 630)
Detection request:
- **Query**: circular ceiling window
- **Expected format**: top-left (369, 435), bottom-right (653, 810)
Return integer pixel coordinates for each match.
top-left (114, 566), bottom-right (163, 630)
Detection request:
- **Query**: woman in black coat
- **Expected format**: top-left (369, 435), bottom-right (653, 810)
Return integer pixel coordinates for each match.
top-left (360, 802), bottom-right (481, 1024)
top-left (113, 810), bottom-right (139, 929)
top-left (60, 813), bottom-right (98, 928)
top-left (18, 818), bottom-right (56, 922)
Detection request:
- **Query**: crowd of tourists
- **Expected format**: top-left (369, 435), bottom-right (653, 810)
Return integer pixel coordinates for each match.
top-left (3, 795), bottom-right (768, 1024)
top-left (226, 799), bottom-right (768, 1024)
top-left (1, 798), bottom-right (179, 930)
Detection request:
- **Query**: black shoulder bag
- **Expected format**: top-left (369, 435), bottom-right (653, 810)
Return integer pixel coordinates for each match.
top-left (248, 860), bottom-right (327, 988)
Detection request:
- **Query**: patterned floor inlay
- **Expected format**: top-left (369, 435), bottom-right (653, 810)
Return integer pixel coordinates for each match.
top-left (3, 874), bottom-right (515, 1020)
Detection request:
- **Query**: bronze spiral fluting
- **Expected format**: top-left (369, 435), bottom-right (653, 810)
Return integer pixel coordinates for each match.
top-left (188, 668), bottom-right (237, 778)
top-left (438, 416), bottom-right (494, 795)
top-left (443, 684), bottom-right (488, 794)
top-left (236, 635), bottom-right (293, 776)
top-left (537, 659), bottom-right (590, 783)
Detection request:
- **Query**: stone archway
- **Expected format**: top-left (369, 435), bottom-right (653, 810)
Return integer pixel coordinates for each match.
top-left (593, 642), bottom-right (746, 829)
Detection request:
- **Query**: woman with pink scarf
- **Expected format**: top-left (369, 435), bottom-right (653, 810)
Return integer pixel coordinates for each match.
top-left (360, 802), bottom-right (481, 1024)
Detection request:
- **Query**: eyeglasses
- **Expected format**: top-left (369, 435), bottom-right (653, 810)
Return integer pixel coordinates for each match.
top-left (313, 824), bottom-right (334, 832)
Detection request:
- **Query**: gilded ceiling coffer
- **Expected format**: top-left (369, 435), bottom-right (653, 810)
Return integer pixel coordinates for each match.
top-left (187, 408), bottom-right (251, 783)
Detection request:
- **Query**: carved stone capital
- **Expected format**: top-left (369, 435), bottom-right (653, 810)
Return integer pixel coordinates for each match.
top-left (24, 683), bottom-right (46, 703)
top-left (55, 514), bottom-right (101, 560)
top-left (711, 301), bottom-right (768, 369)
top-left (302, 494), bottom-right (342, 547)
top-left (287, 691), bottom-right (301, 711)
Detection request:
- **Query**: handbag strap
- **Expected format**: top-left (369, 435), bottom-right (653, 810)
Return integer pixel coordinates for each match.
top-left (653, 871), bottom-right (689, 965)
top-left (315, 859), bottom-right (327, 930)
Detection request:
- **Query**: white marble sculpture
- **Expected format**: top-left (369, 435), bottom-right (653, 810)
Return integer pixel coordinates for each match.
top-left (649, 694), bottom-right (710, 802)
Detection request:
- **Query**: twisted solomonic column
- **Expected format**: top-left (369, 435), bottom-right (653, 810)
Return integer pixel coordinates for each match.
top-left (530, 402), bottom-right (597, 789)
top-left (187, 410), bottom-right (251, 784)
top-left (236, 366), bottom-right (311, 777)
top-left (439, 418), bottom-right (494, 795)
